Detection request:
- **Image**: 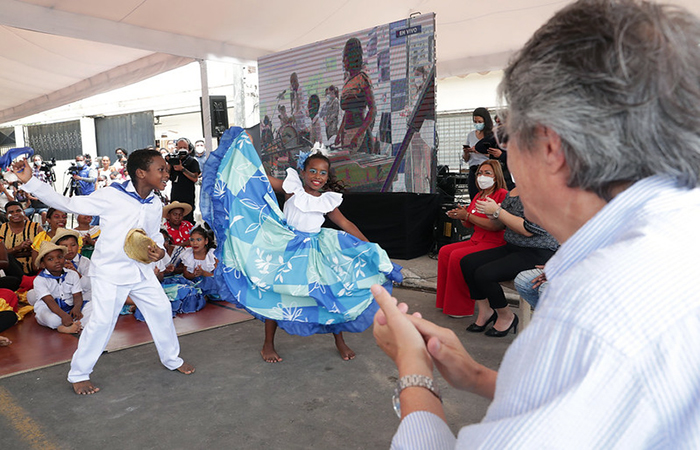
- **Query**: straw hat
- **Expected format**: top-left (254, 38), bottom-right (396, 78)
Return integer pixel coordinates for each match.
top-left (35, 241), bottom-right (68, 266)
top-left (162, 201), bottom-right (192, 218)
top-left (50, 228), bottom-right (80, 245)
top-left (124, 228), bottom-right (157, 264)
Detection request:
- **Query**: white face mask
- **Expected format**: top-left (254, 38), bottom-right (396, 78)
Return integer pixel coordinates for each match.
top-left (477, 175), bottom-right (495, 190)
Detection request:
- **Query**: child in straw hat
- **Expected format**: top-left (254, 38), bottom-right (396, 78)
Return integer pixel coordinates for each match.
top-left (32, 241), bottom-right (90, 334)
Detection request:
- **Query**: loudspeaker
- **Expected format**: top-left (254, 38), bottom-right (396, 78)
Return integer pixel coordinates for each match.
top-left (201, 96), bottom-right (229, 138)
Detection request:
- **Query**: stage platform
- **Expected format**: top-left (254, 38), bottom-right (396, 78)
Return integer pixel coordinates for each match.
top-left (0, 301), bottom-right (253, 379)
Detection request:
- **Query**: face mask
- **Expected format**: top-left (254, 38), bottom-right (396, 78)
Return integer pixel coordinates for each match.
top-left (34, 160), bottom-right (42, 166)
top-left (76, 161), bottom-right (85, 168)
top-left (195, 145), bottom-right (205, 155)
top-left (477, 175), bottom-right (495, 190)
top-left (475, 123), bottom-right (485, 131)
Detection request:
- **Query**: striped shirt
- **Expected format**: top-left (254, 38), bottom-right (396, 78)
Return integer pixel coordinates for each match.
top-left (392, 176), bottom-right (700, 449)
top-left (0, 220), bottom-right (41, 275)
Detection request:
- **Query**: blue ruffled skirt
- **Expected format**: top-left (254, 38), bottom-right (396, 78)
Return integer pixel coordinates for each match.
top-left (201, 127), bottom-right (402, 336)
top-left (134, 275), bottom-right (206, 321)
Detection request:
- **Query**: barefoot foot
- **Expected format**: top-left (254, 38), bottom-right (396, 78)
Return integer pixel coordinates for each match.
top-left (0, 336), bottom-right (11, 347)
top-left (261, 343), bottom-right (283, 363)
top-left (335, 341), bottom-right (356, 361)
top-left (176, 362), bottom-right (195, 375)
top-left (73, 380), bottom-right (100, 395)
top-left (58, 322), bottom-right (81, 334)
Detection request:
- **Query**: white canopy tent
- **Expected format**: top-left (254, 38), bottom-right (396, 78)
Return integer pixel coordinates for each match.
top-left (1, 0), bottom-right (699, 125)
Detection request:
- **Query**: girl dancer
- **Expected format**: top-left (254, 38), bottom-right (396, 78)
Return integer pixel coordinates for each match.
top-left (201, 127), bottom-right (401, 363)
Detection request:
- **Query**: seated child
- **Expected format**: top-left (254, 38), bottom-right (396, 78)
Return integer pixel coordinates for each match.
top-left (32, 241), bottom-right (91, 334)
top-left (163, 202), bottom-right (194, 246)
top-left (132, 229), bottom-right (204, 320)
top-left (73, 214), bottom-right (100, 258)
top-left (31, 208), bottom-right (81, 271)
top-left (181, 226), bottom-right (219, 300)
top-left (51, 228), bottom-right (92, 305)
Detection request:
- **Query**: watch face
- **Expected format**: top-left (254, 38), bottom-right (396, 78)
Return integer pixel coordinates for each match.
top-left (392, 388), bottom-right (401, 418)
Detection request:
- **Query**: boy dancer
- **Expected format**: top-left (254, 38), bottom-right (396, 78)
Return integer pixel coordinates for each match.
top-left (15, 149), bottom-right (194, 395)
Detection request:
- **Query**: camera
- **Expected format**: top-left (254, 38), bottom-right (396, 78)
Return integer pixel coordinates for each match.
top-left (166, 149), bottom-right (189, 165)
top-left (67, 162), bottom-right (81, 176)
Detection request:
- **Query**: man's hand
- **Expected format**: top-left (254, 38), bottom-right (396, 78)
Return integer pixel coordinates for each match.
top-left (172, 162), bottom-right (184, 172)
top-left (372, 285), bottom-right (433, 375)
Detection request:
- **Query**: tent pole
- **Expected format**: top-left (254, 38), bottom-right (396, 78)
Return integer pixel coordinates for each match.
top-left (199, 59), bottom-right (214, 154)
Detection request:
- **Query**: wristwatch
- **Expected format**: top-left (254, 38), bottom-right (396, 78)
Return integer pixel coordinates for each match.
top-left (392, 374), bottom-right (442, 418)
top-left (492, 206), bottom-right (502, 219)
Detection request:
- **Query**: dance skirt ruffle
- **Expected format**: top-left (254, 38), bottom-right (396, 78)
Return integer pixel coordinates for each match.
top-left (201, 127), bottom-right (402, 336)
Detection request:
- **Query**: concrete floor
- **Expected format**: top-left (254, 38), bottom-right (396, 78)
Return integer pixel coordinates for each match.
top-left (0, 270), bottom-right (518, 449)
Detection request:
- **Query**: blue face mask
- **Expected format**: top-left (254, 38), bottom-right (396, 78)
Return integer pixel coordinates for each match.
top-left (76, 161), bottom-right (85, 168)
top-left (475, 123), bottom-right (485, 131)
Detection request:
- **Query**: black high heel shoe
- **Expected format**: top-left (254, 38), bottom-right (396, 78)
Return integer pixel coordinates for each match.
top-left (466, 311), bottom-right (498, 333)
top-left (485, 314), bottom-right (519, 337)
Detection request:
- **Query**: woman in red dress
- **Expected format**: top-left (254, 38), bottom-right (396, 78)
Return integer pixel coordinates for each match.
top-left (436, 160), bottom-right (508, 317)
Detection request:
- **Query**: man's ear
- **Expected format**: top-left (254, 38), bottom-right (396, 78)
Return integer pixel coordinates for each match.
top-left (540, 126), bottom-right (567, 175)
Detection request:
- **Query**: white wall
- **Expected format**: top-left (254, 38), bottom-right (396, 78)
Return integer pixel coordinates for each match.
top-left (436, 71), bottom-right (504, 112)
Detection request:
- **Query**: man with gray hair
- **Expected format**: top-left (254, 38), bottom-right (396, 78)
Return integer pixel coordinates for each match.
top-left (371, 0), bottom-right (700, 447)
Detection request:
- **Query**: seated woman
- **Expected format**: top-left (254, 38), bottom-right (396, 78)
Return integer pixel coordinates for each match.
top-left (436, 160), bottom-right (508, 318)
top-left (460, 187), bottom-right (559, 336)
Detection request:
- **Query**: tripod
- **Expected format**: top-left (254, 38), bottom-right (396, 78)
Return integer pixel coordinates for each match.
top-left (63, 172), bottom-right (83, 197)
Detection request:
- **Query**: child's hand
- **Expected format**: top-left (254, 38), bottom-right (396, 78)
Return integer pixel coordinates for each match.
top-left (64, 261), bottom-right (77, 271)
top-left (70, 307), bottom-right (83, 321)
top-left (61, 314), bottom-right (74, 327)
top-left (193, 266), bottom-right (204, 277)
top-left (11, 159), bottom-right (32, 183)
top-left (165, 264), bottom-right (175, 273)
top-left (147, 245), bottom-right (165, 262)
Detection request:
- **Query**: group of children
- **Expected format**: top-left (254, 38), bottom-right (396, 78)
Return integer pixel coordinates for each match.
top-left (26, 198), bottom-right (220, 333)
top-left (3, 130), bottom-right (399, 395)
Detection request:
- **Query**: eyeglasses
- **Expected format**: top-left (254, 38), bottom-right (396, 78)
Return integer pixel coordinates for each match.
top-left (495, 125), bottom-right (509, 150)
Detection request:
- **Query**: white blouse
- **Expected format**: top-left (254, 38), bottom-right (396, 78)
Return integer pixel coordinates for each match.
top-left (281, 168), bottom-right (342, 233)
top-left (181, 247), bottom-right (217, 273)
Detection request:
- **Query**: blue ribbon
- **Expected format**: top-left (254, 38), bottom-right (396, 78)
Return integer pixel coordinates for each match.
top-left (110, 181), bottom-right (154, 204)
top-left (38, 269), bottom-right (67, 283)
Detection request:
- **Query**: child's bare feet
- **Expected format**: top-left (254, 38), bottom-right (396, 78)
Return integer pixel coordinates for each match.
top-left (58, 322), bottom-right (81, 334)
top-left (0, 336), bottom-right (11, 347)
top-left (73, 380), bottom-right (100, 395)
top-left (176, 362), bottom-right (195, 374)
top-left (334, 333), bottom-right (356, 361)
top-left (261, 343), bottom-right (283, 363)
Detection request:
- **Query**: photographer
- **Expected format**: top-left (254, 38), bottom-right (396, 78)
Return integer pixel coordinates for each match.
top-left (71, 154), bottom-right (97, 196)
top-left (168, 138), bottom-right (200, 223)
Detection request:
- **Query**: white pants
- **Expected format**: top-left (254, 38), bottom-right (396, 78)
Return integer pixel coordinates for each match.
top-left (67, 275), bottom-right (183, 383)
top-left (35, 299), bottom-right (93, 329)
